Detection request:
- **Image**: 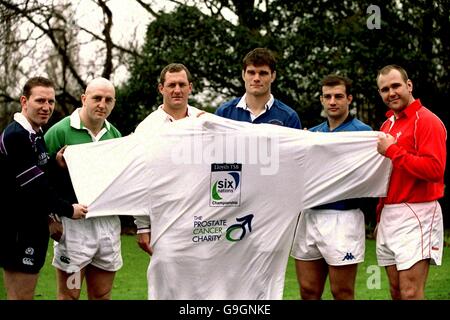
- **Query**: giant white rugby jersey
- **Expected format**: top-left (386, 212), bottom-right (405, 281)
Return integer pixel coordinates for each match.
top-left (64, 113), bottom-right (391, 300)
top-left (133, 104), bottom-right (204, 232)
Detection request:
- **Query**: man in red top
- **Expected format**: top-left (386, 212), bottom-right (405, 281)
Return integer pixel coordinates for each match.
top-left (376, 64), bottom-right (446, 300)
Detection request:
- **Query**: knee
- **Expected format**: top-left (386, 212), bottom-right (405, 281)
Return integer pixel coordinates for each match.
top-left (57, 291), bottom-right (81, 300)
top-left (88, 288), bottom-right (112, 300)
top-left (7, 288), bottom-right (35, 300)
top-left (400, 285), bottom-right (423, 300)
top-left (300, 282), bottom-right (324, 300)
top-left (331, 286), bottom-right (354, 300)
top-left (389, 285), bottom-right (402, 300)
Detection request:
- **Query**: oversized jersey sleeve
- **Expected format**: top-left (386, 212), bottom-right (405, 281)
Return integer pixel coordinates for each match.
top-left (64, 134), bottom-right (151, 218)
top-left (64, 117), bottom-right (391, 218)
top-left (302, 131), bottom-right (392, 209)
top-left (63, 115), bottom-right (392, 300)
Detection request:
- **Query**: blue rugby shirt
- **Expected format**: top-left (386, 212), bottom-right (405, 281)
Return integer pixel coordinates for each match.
top-left (215, 95), bottom-right (302, 129)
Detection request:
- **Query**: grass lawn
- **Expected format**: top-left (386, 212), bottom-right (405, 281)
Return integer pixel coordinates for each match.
top-left (1, 235), bottom-right (450, 300)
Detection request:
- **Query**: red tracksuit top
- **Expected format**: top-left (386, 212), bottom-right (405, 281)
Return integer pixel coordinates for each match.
top-left (376, 99), bottom-right (447, 220)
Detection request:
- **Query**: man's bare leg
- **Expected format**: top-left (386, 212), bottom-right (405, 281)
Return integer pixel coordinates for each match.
top-left (295, 259), bottom-right (328, 300)
top-left (3, 269), bottom-right (39, 300)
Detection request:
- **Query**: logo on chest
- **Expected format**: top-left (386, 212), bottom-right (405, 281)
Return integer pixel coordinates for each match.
top-left (37, 152), bottom-right (49, 166)
top-left (210, 163), bottom-right (242, 207)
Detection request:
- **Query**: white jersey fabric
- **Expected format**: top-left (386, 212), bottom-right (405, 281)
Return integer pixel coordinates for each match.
top-left (135, 104), bottom-right (202, 134)
top-left (133, 105), bottom-right (203, 233)
top-left (64, 113), bottom-right (392, 300)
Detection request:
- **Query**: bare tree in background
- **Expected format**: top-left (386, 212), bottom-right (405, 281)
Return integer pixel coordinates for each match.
top-left (0, 0), bottom-right (144, 130)
top-left (0, 1), bottom-right (23, 129)
top-left (0, 0), bottom-right (257, 130)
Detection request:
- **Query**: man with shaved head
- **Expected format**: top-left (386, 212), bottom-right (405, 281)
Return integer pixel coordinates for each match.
top-left (45, 77), bottom-right (122, 300)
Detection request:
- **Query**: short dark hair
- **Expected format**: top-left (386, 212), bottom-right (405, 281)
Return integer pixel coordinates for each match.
top-left (377, 64), bottom-right (409, 84)
top-left (242, 48), bottom-right (276, 73)
top-left (159, 63), bottom-right (193, 85)
top-left (22, 76), bottom-right (55, 98)
top-left (321, 75), bottom-right (352, 96)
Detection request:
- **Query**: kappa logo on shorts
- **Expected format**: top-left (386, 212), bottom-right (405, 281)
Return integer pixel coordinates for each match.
top-left (60, 255), bottom-right (71, 264)
top-left (22, 257), bottom-right (34, 266)
top-left (342, 252), bottom-right (355, 261)
top-left (25, 247), bottom-right (34, 255)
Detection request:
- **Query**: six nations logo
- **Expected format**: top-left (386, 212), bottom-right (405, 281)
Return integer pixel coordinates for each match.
top-left (210, 163), bottom-right (242, 207)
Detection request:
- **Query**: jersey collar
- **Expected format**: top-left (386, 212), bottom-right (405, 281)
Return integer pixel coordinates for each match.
top-left (14, 112), bottom-right (40, 134)
top-left (236, 93), bottom-right (274, 111)
top-left (69, 107), bottom-right (111, 130)
top-left (159, 104), bottom-right (195, 122)
top-left (385, 99), bottom-right (423, 119)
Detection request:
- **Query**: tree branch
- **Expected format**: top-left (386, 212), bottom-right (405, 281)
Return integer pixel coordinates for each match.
top-left (96, 0), bottom-right (113, 78)
top-left (0, 92), bottom-right (16, 103)
top-left (79, 26), bottom-right (143, 58)
top-left (135, 0), bottom-right (160, 18)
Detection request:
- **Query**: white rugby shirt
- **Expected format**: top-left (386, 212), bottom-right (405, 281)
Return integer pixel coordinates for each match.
top-left (64, 113), bottom-right (391, 300)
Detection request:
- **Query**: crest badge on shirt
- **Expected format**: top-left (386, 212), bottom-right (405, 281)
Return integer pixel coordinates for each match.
top-left (210, 163), bottom-right (242, 207)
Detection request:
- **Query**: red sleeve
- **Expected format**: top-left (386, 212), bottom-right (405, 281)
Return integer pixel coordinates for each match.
top-left (376, 198), bottom-right (384, 223)
top-left (385, 114), bottom-right (446, 182)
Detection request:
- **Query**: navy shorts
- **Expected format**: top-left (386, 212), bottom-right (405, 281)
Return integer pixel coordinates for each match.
top-left (0, 217), bottom-right (49, 274)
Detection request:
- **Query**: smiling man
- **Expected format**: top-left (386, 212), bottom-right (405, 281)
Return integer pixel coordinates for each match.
top-left (375, 64), bottom-right (446, 300)
top-left (215, 48), bottom-right (301, 129)
top-left (44, 77), bottom-right (122, 300)
top-left (0, 77), bottom-right (86, 300)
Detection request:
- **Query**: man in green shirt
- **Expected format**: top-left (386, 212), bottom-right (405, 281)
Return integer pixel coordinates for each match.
top-left (45, 77), bottom-right (122, 300)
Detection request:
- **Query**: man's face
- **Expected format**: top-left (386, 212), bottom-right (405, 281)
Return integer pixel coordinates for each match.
top-left (81, 83), bottom-right (115, 122)
top-left (377, 69), bottom-right (413, 114)
top-left (159, 70), bottom-right (192, 111)
top-left (20, 86), bottom-right (55, 131)
top-left (242, 64), bottom-right (275, 97)
top-left (320, 84), bottom-right (352, 120)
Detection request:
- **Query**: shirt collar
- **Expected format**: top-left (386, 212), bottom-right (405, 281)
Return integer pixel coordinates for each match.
top-left (158, 104), bottom-right (194, 122)
top-left (326, 113), bottom-right (353, 130)
top-left (14, 112), bottom-right (39, 134)
top-left (385, 99), bottom-right (423, 119)
top-left (69, 107), bottom-right (111, 130)
top-left (236, 93), bottom-right (275, 111)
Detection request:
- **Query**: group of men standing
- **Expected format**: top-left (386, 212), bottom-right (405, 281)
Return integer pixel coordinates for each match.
top-left (0, 47), bottom-right (446, 300)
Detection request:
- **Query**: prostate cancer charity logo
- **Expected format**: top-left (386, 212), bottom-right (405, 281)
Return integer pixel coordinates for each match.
top-left (210, 163), bottom-right (242, 207)
top-left (191, 213), bottom-right (254, 243)
top-left (226, 214), bottom-right (254, 242)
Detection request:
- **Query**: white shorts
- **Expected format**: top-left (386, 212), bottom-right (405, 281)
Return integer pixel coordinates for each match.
top-left (290, 208), bottom-right (365, 266)
top-left (53, 215), bottom-right (123, 273)
top-left (376, 201), bottom-right (443, 271)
